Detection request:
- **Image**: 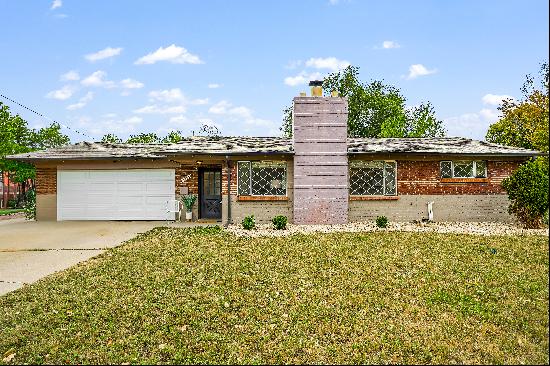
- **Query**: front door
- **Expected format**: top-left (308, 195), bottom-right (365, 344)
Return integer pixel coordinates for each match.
top-left (199, 169), bottom-right (222, 219)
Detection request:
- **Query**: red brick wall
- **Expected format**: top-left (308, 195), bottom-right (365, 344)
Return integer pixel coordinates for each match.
top-left (175, 162), bottom-right (235, 196)
top-left (397, 160), bottom-right (522, 195)
top-left (36, 168), bottom-right (56, 195)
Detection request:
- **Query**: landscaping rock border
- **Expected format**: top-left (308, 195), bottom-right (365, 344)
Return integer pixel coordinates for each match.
top-left (226, 221), bottom-right (549, 237)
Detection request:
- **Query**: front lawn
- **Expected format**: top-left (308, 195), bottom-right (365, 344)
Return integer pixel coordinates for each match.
top-left (1, 227), bottom-right (548, 364)
top-left (0, 209), bottom-right (23, 216)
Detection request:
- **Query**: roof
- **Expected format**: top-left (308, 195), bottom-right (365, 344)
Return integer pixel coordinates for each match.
top-left (6, 136), bottom-right (543, 161)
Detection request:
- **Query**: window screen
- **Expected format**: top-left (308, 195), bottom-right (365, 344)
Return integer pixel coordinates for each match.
top-left (349, 160), bottom-right (397, 196)
top-left (237, 161), bottom-right (287, 196)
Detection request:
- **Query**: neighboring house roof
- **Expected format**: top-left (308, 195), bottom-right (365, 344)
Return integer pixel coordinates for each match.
top-left (6, 136), bottom-right (543, 161)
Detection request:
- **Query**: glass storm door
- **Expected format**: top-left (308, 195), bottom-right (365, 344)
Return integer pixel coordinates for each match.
top-left (199, 169), bottom-right (222, 219)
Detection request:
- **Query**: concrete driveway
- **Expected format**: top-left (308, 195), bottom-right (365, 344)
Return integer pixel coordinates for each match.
top-left (0, 219), bottom-right (164, 296)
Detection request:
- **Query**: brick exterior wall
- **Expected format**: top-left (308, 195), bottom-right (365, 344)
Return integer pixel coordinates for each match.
top-left (35, 168), bottom-right (56, 194)
top-left (396, 160), bottom-right (521, 195)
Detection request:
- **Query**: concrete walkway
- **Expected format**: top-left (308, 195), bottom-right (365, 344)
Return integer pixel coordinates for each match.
top-left (0, 219), bottom-right (215, 296)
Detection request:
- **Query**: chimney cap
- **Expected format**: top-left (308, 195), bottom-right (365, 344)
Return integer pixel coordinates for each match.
top-left (308, 80), bottom-right (323, 87)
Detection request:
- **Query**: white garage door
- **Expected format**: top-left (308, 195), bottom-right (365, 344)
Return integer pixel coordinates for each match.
top-left (57, 169), bottom-right (175, 221)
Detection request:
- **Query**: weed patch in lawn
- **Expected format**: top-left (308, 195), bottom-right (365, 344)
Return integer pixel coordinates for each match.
top-left (0, 228), bottom-right (548, 364)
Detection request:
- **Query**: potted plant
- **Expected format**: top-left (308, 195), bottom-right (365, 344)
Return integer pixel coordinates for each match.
top-left (181, 194), bottom-right (197, 221)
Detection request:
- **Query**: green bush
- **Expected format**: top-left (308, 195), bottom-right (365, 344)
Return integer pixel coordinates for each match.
top-left (180, 194), bottom-right (197, 212)
top-left (376, 216), bottom-right (388, 228)
top-left (502, 159), bottom-right (549, 228)
top-left (242, 215), bottom-right (255, 230)
top-left (272, 215), bottom-right (288, 230)
top-left (24, 189), bottom-right (36, 220)
top-left (7, 199), bottom-right (17, 209)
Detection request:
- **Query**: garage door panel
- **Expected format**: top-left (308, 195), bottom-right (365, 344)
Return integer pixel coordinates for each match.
top-left (146, 182), bottom-right (173, 192)
top-left (117, 182), bottom-right (145, 192)
top-left (57, 169), bottom-right (175, 221)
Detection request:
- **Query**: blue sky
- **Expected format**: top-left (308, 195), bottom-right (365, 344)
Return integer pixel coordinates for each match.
top-left (1, 0), bottom-right (548, 142)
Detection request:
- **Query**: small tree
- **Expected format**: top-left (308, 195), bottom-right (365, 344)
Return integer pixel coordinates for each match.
top-left (502, 159), bottom-right (549, 228)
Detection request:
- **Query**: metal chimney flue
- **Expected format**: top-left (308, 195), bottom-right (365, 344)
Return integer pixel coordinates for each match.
top-left (309, 80), bottom-right (323, 97)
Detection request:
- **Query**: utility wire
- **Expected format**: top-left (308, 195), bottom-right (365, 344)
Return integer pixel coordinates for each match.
top-left (0, 92), bottom-right (94, 140)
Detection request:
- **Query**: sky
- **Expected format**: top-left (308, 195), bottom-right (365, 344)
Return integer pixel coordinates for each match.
top-left (1, 0), bottom-right (548, 142)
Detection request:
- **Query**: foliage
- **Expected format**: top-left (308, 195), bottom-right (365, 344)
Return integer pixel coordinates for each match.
top-left (242, 215), bottom-right (255, 230)
top-left (100, 131), bottom-right (185, 144)
top-left (502, 159), bottom-right (549, 228)
top-left (7, 199), bottom-right (17, 209)
top-left (486, 62), bottom-right (549, 154)
top-left (0, 228), bottom-right (547, 364)
top-left (0, 102), bottom-right (69, 184)
top-left (180, 194), bottom-right (197, 212)
top-left (23, 189), bottom-right (36, 220)
top-left (375, 215), bottom-right (388, 228)
top-left (271, 215), bottom-right (288, 230)
top-left (125, 133), bottom-right (162, 144)
top-left (281, 66), bottom-right (445, 138)
top-left (161, 130), bottom-right (184, 143)
top-left (100, 134), bottom-right (122, 143)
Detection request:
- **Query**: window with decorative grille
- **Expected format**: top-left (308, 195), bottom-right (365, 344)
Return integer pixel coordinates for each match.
top-left (440, 161), bottom-right (487, 178)
top-left (349, 161), bottom-right (397, 196)
top-left (237, 161), bottom-right (287, 196)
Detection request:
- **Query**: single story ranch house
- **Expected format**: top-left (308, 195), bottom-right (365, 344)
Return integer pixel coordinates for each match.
top-left (8, 93), bottom-right (542, 224)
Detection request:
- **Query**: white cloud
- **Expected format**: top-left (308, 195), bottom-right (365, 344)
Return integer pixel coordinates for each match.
top-left (133, 105), bottom-right (186, 114)
top-left (406, 64), bottom-right (437, 80)
top-left (284, 71), bottom-right (323, 87)
top-left (66, 92), bottom-right (94, 110)
top-left (60, 70), bottom-right (79, 81)
top-left (208, 83), bottom-right (222, 89)
top-left (81, 70), bottom-right (116, 88)
top-left (75, 115), bottom-right (143, 137)
top-left (46, 85), bottom-right (75, 100)
top-left (120, 78), bottom-right (144, 89)
top-left (305, 57), bottom-right (350, 72)
top-left (84, 47), bottom-right (123, 62)
top-left (135, 44), bottom-right (203, 65)
top-left (168, 115), bottom-right (189, 126)
top-left (149, 88), bottom-right (186, 103)
top-left (208, 100), bottom-right (252, 118)
top-left (51, 0), bottom-right (62, 10)
top-left (444, 108), bottom-right (501, 140)
top-left (482, 93), bottom-right (514, 106)
top-left (382, 40), bottom-right (400, 49)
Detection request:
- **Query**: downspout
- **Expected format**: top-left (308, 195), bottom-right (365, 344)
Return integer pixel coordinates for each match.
top-left (225, 156), bottom-right (232, 227)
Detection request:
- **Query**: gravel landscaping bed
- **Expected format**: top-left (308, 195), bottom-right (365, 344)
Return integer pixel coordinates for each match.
top-left (227, 221), bottom-right (549, 237)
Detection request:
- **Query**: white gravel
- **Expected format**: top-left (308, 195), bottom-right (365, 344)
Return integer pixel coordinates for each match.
top-left (226, 221), bottom-right (549, 237)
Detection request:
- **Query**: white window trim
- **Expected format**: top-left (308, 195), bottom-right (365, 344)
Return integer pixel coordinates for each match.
top-left (349, 160), bottom-right (398, 196)
top-left (237, 160), bottom-right (288, 197)
top-left (440, 160), bottom-right (487, 178)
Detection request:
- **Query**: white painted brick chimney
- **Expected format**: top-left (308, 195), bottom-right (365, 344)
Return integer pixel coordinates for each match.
top-left (292, 96), bottom-right (349, 224)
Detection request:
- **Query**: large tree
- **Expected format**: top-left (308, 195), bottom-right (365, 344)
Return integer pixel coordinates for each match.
top-left (485, 62), bottom-right (549, 154)
top-left (281, 66), bottom-right (446, 138)
top-left (0, 102), bottom-right (70, 204)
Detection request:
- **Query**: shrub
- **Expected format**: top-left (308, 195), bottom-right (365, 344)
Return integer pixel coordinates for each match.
top-left (376, 216), bottom-right (388, 228)
top-left (272, 215), bottom-right (288, 230)
top-left (242, 215), bottom-right (255, 230)
top-left (180, 194), bottom-right (197, 212)
top-left (7, 199), bottom-right (17, 209)
top-left (502, 159), bottom-right (549, 228)
top-left (24, 189), bottom-right (36, 220)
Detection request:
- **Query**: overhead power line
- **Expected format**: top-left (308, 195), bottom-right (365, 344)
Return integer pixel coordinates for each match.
top-left (0, 92), bottom-right (94, 140)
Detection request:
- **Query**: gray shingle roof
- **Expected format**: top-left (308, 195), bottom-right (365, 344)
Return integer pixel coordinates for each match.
top-left (6, 136), bottom-right (543, 161)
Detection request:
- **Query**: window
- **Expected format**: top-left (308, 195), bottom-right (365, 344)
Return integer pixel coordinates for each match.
top-left (237, 161), bottom-right (287, 196)
top-left (440, 160), bottom-right (487, 178)
top-left (349, 160), bottom-right (397, 196)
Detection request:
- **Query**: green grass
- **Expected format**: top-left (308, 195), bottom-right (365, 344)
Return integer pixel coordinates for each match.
top-left (0, 209), bottom-right (23, 216)
top-left (1, 227), bottom-right (548, 364)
